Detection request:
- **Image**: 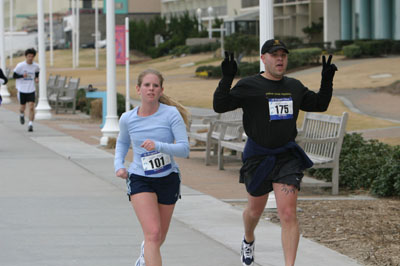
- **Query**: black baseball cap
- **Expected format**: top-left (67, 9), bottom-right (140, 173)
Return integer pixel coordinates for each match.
top-left (261, 39), bottom-right (289, 54)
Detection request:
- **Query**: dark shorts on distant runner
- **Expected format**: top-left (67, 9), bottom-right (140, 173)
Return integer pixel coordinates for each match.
top-left (18, 92), bottom-right (35, 105)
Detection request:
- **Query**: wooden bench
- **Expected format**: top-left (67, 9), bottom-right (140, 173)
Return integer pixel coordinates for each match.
top-left (55, 77), bottom-right (80, 114)
top-left (296, 112), bottom-right (348, 195)
top-left (48, 75), bottom-right (67, 107)
top-left (217, 112), bottom-right (349, 195)
top-left (187, 109), bottom-right (243, 165)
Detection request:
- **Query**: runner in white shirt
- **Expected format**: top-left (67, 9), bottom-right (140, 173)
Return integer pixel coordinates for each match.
top-left (13, 48), bottom-right (40, 132)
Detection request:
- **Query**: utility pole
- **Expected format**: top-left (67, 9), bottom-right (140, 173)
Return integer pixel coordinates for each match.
top-left (35, 0), bottom-right (52, 120)
top-left (0, 0), bottom-right (11, 104)
top-left (100, 0), bottom-right (119, 146)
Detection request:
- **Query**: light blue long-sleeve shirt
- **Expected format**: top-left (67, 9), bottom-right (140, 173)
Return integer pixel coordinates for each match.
top-left (114, 103), bottom-right (189, 178)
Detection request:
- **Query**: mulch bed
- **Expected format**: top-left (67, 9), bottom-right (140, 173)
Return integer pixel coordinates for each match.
top-left (263, 199), bottom-right (400, 266)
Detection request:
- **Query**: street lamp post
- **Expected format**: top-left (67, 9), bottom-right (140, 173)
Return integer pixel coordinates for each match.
top-left (207, 6), bottom-right (213, 39)
top-left (75, 0), bottom-right (80, 67)
top-left (35, 0), bottom-right (52, 120)
top-left (259, 0), bottom-right (274, 71)
top-left (72, 0), bottom-right (76, 68)
top-left (100, 0), bottom-right (120, 146)
top-left (125, 17), bottom-right (130, 112)
top-left (95, 0), bottom-right (99, 69)
top-left (9, 0), bottom-right (13, 67)
top-left (49, 0), bottom-right (53, 66)
top-left (196, 8), bottom-right (202, 32)
top-left (0, 0), bottom-right (11, 104)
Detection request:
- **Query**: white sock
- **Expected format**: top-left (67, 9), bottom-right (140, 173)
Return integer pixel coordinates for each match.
top-left (20, 113), bottom-right (24, 117)
top-left (28, 121), bottom-right (33, 126)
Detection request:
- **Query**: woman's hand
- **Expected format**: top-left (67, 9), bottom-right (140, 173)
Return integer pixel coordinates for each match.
top-left (141, 139), bottom-right (156, 151)
top-left (116, 168), bottom-right (128, 179)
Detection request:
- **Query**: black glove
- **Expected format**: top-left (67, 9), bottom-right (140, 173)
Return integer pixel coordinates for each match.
top-left (221, 51), bottom-right (237, 78)
top-left (321, 55), bottom-right (338, 86)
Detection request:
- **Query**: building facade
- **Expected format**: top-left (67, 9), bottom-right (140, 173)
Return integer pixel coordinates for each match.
top-left (161, 0), bottom-right (324, 41)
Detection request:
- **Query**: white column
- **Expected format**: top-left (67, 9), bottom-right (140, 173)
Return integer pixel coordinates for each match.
top-left (125, 17), bottom-right (130, 112)
top-left (72, 0), bottom-right (76, 68)
top-left (0, 0), bottom-right (11, 104)
top-left (76, 0), bottom-right (80, 67)
top-left (207, 6), bottom-right (213, 39)
top-left (35, 0), bottom-right (52, 120)
top-left (95, 0), bottom-right (99, 68)
top-left (100, 0), bottom-right (119, 146)
top-left (259, 0), bottom-right (274, 71)
top-left (49, 0), bottom-right (53, 66)
top-left (324, 0), bottom-right (342, 48)
top-left (260, 0), bottom-right (276, 209)
top-left (9, 0), bottom-right (13, 67)
top-left (220, 23), bottom-right (224, 58)
top-left (196, 8), bottom-right (202, 32)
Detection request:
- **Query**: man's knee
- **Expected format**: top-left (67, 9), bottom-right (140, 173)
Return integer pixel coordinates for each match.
top-left (278, 206), bottom-right (297, 224)
top-left (245, 204), bottom-right (265, 218)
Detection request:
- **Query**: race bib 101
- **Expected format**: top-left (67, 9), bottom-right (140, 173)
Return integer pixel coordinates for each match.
top-left (268, 97), bottom-right (293, 120)
top-left (141, 151), bottom-right (171, 175)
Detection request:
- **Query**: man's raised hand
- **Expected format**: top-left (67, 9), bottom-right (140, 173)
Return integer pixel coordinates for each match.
top-left (321, 55), bottom-right (338, 83)
top-left (221, 51), bottom-right (237, 78)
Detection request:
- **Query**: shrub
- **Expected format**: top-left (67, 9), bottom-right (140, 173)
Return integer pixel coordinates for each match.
top-left (343, 44), bottom-right (362, 58)
top-left (171, 43), bottom-right (220, 57)
top-left (117, 92), bottom-right (132, 117)
top-left (76, 88), bottom-right (89, 113)
top-left (275, 36), bottom-right (303, 49)
top-left (391, 40), bottom-right (400, 54)
top-left (224, 33), bottom-right (259, 63)
top-left (76, 90), bottom-right (131, 118)
top-left (335, 40), bottom-right (354, 50)
top-left (354, 40), bottom-right (384, 56)
top-left (371, 146), bottom-right (400, 197)
top-left (306, 133), bottom-right (400, 196)
top-left (90, 98), bottom-right (102, 119)
top-left (170, 45), bottom-right (190, 56)
top-left (237, 62), bottom-right (259, 77)
top-left (189, 42), bottom-right (220, 54)
top-left (287, 47), bottom-right (322, 69)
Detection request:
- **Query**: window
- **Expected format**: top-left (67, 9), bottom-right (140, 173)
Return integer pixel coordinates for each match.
top-left (242, 0), bottom-right (259, 8)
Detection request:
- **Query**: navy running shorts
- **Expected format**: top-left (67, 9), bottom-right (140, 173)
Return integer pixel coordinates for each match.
top-left (126, 172), bottom-right (181, 205)
top-left (245, 151), bottom-right (304, 197)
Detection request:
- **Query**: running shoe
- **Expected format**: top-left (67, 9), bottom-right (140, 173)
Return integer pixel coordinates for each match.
top-left (28, 125), bottom-right (33, 132)
top-left (241, 236), bottom-right (255, 266)
top-left (135, 241), bottom-right (145, 266)
top-left (20, 115), bottom-right (25, 125)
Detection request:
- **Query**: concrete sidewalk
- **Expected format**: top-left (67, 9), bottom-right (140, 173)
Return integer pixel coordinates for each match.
top-left (0, 106), bottom-right (361, 266)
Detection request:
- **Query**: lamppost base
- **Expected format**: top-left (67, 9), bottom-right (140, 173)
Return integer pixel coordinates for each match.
top-left (0, 85), bottom-right (11, 104)
top-left (35, 99), bottom-right (52, 120)
top-left (100, 115), bottom-right (119, 146)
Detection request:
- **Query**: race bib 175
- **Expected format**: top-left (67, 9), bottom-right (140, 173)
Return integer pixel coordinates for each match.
top-left (268, 97), bottom-right (293, 120)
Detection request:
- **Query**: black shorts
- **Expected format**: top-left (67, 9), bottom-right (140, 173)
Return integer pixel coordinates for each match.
top-left (18, 92), bottom-right (35, 105)
top-left (126, 172), bottom-right (181, 205)
top-left (244, 152), bottom-right (304, 197)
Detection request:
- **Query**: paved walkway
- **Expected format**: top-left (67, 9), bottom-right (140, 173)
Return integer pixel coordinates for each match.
top-left (0, 102), bottom-right (362, 265)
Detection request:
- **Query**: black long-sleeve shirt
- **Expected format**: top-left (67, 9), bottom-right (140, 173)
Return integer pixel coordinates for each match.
top-left (213, 73), bottom-right (332, 148)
